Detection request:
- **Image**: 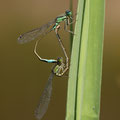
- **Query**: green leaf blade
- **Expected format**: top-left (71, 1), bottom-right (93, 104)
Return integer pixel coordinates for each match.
top-left (76, 0), bottom-right (105, 120)
top-left (66, 0), bottom-right (105, 120)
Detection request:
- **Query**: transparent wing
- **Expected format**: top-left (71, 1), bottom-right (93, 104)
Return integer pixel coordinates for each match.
top-left (34, 72), bottom-right (54, 120)
top-left (18, 19), bottom-right (55, 44)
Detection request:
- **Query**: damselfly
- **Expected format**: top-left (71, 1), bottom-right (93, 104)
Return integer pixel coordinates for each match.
top-left (17, 10), bottom-right (75, 64)
top-left (34, 57), bottom-right (67, 120)
top-left (33, 21), bottom-right (69, 119)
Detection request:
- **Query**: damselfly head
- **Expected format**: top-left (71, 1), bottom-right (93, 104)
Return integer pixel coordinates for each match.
top-left (57, 57), bottom-right (63, 65)
top-left (65, 10), bottom-right (72, 16)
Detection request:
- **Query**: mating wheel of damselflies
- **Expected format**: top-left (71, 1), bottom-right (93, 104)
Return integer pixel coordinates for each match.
top-left (17, 10), bottom-right (76, 120)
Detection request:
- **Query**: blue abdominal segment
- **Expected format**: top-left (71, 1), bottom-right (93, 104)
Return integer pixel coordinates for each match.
top-left (45, 59), bottom-right (57, 63)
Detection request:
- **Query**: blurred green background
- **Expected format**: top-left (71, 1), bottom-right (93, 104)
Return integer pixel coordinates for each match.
top-left (0, 0), bottom-right (119, 120)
